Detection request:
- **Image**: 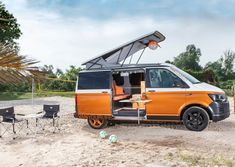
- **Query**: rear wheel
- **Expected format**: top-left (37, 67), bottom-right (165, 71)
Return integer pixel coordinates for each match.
top-left (182, 106), bottom-right (209, 131)
top-left (87, 117), bottom-right (107, 129)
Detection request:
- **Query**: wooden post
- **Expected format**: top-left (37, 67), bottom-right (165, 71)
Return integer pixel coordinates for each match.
top-left (32, 78), bottom-right (34, 105)
top-left (233, 83), bottom-right (235, 114)
top-left (38, 81), bottom-right (41, 92)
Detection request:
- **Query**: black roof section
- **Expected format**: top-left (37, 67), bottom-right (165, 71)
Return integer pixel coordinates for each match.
top-left (82, 31), bottom-right (165, 70)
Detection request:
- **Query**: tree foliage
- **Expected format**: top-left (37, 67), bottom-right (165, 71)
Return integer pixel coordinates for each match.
top-left (222, 50), bottom-right (235, 79)
top-left (167, 45), bottom-right (235, 94)
top-left (0, 1), bottom-right (22, 50)
top-left (40, 65), bottom-right (82, 91)
top-left (205, 50), bottom-right (235, 82)
top-left (173, 44), bottom-right (202, 71)
top-left (0, 65), bottom-right (82, 92)
top-left (204, 60), bottom-right (225, 82)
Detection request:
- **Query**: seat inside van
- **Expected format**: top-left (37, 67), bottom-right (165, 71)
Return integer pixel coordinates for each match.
top-left (112, 70), bottom-right (146, 117)
top-left (112, 81), bottom-right (130, 101)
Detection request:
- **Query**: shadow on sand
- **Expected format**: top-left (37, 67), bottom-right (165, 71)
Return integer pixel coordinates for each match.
top-left (82, 119), bottom-right (235, 135)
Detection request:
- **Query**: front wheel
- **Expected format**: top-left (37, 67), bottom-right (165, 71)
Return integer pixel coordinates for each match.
top-left (182, 106), bottom-right (209, 131)
top-left (87, 117), bottom-right (107, 129)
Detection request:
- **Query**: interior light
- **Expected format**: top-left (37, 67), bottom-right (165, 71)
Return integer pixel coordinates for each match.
top-left (148, 40), bottom-right (159, 50)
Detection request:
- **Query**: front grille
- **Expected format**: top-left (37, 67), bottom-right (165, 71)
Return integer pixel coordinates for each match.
top-left (219, 105), bottom-right (224, 112)
top-left (217, 102), bottom-right (229, 113)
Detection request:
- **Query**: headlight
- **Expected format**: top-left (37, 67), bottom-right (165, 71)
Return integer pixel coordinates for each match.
top-left (208, 94), bottom-right (227, 102)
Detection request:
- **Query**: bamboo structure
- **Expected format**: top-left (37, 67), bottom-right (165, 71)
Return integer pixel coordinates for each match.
top-left (0, 43), bottom-right (44, 84)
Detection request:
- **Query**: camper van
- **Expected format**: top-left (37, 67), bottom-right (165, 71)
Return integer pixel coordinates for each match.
top-left (75, 31), bottom-right (230, 131)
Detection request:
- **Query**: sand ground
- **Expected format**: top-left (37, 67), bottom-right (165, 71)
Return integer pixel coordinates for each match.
top-left (0, 97), bottom-right (234, 167)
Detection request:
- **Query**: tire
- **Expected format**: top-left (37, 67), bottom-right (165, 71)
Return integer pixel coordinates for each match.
top-left (182, 106), bottom-right (209, 131)
top-left (87, 117), bottom-right (107, 129)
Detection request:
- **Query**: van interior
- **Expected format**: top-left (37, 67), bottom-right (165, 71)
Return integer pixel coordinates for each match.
top-left (112, 69), bottom-right (146, 117)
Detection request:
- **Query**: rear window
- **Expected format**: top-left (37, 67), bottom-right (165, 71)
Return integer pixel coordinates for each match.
top-left (78, 71), bottom-right (110, 89)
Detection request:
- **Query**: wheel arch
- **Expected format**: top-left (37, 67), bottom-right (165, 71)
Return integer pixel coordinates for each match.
top-left (180, 104), bottom-right (213, 120)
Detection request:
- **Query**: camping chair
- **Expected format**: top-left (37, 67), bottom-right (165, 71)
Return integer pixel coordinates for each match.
top-left (36, 104), bottom-right (60, 133)
top-left (0, 107), bottom-right (25, 139)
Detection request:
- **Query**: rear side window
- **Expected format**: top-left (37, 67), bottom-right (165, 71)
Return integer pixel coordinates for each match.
top-left (78, 71), bottom-right (110, 89)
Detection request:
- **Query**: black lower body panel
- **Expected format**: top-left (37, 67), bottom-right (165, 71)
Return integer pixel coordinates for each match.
top-left (208, 101), bottom-right (230, 122)
top-left (147, 116), bottom-right (180, 120)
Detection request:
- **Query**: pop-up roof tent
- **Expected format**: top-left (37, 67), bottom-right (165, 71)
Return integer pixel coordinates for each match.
top-left (82, 31), bottom-right (165, 70)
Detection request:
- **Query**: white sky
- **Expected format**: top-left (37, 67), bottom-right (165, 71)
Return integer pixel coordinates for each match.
top-left (2, 0), bottom-right (235, 70)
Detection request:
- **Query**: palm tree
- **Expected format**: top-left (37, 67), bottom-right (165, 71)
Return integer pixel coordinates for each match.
top-left (0, 18), bottom-right (10, 21)
top-left (0, 43), bottom-right (44, 84)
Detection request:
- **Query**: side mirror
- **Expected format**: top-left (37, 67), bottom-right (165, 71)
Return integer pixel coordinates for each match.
top-left (232, 85), bottom-right (235, 96)
top-left (174, 80), bottom-right (189, 88)
top-left (176, 81), bottom-right (189, 88)
top-left (181, 84), bottom-right (190, 89)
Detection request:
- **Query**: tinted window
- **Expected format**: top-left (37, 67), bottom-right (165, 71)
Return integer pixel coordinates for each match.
top-left (171, 66), bottom-right (200, 84)
top-left (129, 73), bottom-right (144, 86)
top-left (148, 69), bottom-right (185, 88)
top-left (78, 71), bottom-right (110, 89)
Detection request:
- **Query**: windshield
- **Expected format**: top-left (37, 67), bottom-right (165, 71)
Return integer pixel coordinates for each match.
top-left (171, 66), bottom-right (200, 84)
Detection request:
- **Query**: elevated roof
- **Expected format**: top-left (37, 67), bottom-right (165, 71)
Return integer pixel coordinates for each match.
top-left (82, 31), bottom-right (165, 70)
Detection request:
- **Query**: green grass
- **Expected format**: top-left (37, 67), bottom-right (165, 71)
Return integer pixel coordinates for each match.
top-left (0, 91), bottom-right (74, 101)
top-left (36, 91), bottom-right (74, 98)
top-left (165, 148), bottom-right (233, 167)
top-left (179, 152), bottom-right (233, 167)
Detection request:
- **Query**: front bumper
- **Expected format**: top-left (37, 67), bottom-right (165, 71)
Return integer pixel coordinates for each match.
top-left (208, 101), bottom-right (230, 122)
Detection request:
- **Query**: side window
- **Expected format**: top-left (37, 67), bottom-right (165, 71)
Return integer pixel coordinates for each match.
top-left (78, 71), bottom-right (110, 89)
top-left (148, 69), bottom-right (161, 88)
top-left (148, 69), bottom-right (185, 88)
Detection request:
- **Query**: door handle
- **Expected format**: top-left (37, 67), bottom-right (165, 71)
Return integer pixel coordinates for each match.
top-left (102, 91), bottom-right (108, 94)
top-left (148, 90), bottom-right (156, 92)
top-left (185, 93), bottom-right (192, 96)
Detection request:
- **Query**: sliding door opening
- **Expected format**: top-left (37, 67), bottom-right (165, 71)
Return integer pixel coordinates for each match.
top-left (111, 69), bottom-right (146, 117)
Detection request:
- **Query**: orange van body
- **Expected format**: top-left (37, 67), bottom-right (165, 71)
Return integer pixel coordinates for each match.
top-left (75, 90), bottom-right (218, 119)
top-left (76, 93), bottom-right (112, 116)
